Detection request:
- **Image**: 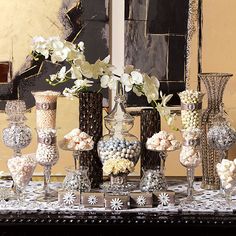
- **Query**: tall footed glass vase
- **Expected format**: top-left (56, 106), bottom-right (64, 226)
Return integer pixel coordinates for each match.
top-left (79, 92), bottom-right (103, 188)
top-left (199, 73), bottom-right (233, 190)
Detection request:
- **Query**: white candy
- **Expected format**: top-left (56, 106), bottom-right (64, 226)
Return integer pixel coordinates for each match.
top-left (146, 131), bottom-right (180, 151)
top-left (62, 128), bottom-right (94, 151)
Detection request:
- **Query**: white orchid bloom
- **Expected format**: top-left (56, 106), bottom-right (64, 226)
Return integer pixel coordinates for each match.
top-left (143, 74), bottom-right (159, 103)
top-left (31, 36), bottom-right (49, 59)
top-left (32, 36), bottom-right (46, 44)
top-left (57, 66), bottom-right (67, 79)
top-left (78, 41), bottom-right (85, 51)
top-left (130, 71), bottom-right (143, 85)
top-left (80, 61), bottom-right (94, 78)
top-left (70, 66), bottom-right (82, 80)
top-left (101, 75), bottom-right (118, 90)
top-left (63, 87), bottom-right (75, 99)
top-left (100, 75), bottom-right (109, 88)
top-left (51, 46), bottom-right (70, 63)
top-left (74, 79), bottom-right (93, 88)
top-left (50, 37), bottom-right (64, 50)
top-left (120, 73), bottom-right (133, 92)
top-left (162, 94), bottom-right (173, 107)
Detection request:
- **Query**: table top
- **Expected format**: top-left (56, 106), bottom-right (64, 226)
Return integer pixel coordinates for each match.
top-left (0, 179), bottom-right (236, 228)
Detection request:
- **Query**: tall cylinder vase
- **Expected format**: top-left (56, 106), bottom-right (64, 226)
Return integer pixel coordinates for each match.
top-left (140, 108), bottom-right (160, 176)
top-left (199, 73), bottom-right (233, 190)
top-left (78, 92), bottom-right (103, 188)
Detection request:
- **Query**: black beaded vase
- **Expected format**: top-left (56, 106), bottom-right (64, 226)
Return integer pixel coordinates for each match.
top-left (140, 108), bottom-right (161, 176)
top-left (79, 92), bottom-right (103, 188)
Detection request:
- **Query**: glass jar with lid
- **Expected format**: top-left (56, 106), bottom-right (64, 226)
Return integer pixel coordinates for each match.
top-left (97, 83), bottom-right (141, 192)
top-left (2, 100), bottom-right (32, 157)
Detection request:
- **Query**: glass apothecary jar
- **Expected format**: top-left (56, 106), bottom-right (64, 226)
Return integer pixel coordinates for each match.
top-left (97, 85), bottom-right (141, 192)
top-left (2, 100), bottom-right (32, 157)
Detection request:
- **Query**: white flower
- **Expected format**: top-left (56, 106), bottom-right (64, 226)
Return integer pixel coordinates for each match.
top-left (63, 192), bottom-right (76, 205)
top-left (88, 195), bottom-right (98, 205)
top-left (143, 74), bottom-right (160, 103)
top-left (103, 158), bottom-right (134, 175)
top-left (161, 94), bottom-right (173, 107)
top-left (136, 196), bottom-right (146, 206)
top-left (100, 75), bottom-right (118, 90)
top-left (158, 192), bottom-right (170, 206)
top-left (57, 66), bottom-right (67, 79)
top-left (51, 47), bottom-right (71, 63)
top-left (120, 73), bottom-right (133, 92)
top-left (80, 61), bottom-right (94, 78)
top-left (63, 87), bottom-right (77, 99)
top-left (78, 41), bottom-right (85, 51)
top-left (31, 36), bottom-right (49, 59)
top-left (70, 66), bottom-right (83, 80)
top-left (74, 79), bottom-right (93, 88)
top-left (130, 71), bottom-right (143, 85)
top-left (110, 198), bottom-right (123, 210)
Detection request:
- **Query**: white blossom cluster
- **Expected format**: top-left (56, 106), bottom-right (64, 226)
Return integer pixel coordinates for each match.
top-left (31, 37), bottom-right (162, 108)
top-left (216, 159), bottom-right (236, 190)
top-left (62, 128), bottom-right (94, 151)
top-left (103, 157), bottom-right (134, 175)
top-left (32, 36), bottom-right (177, 130)
top-left (146, 131), bottom-right (181, 151)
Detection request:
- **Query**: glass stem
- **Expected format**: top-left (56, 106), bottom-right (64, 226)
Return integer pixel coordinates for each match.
top-left (15, 185), bottom-right (23, 201)
top-left (44, 165), bottom-right (51, 197)
top-left (225, 190), bottom-right (232, 207)
top-left (14, 149), bottom-right (21, 157)
top-left (73, 151), bottom-right (79, 170)
top-left (187, 167), bottom-right (194, 200)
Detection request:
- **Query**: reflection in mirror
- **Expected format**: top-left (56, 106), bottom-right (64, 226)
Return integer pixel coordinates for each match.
top-left (125, 0), bottom-right (199, 106)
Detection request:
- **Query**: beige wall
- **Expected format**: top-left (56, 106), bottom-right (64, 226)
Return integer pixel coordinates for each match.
top-left (0, 0), bottom-right (236, 177)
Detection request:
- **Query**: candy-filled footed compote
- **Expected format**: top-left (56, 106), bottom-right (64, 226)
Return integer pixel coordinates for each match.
top-left (59, 128), bottom-right (94, 192)
top-left (59, 128), bottom-right (94, 170)
top-left (216, 159), bottom-right (236, 207)
top-left (144, 131), bottom-right (181, 191)
top-left (8, 154), bottom-right (37, 200)
top-left (179, 128), bottom-right (202, 205)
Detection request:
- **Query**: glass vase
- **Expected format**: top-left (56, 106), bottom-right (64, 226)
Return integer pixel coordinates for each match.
top-left (62, 166), bottom-right (91, 192)
top-left (79, 92), bottom-right (103, 188)
top-left (140, 108), bottom-right (161, 176)
top-left (7, 154), bottom-right (37, 201)
top-left (98, 83), bottom-right (141, 193)
top-left (180, 128), bottom-right (202, 204)
top-left (35, 128), bottom-right (59, 201)
top-left (140, 151), bottom-right (168, 192)
top-left (199, 73), bottom-right (233, 190)
top-left (32, 90), bottom-right (60, 129)
top-left (2, 100), bottom-right (32, 158)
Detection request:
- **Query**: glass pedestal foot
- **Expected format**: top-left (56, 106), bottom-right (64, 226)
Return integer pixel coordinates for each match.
top-left (36, 188), bottom-right (58, 202)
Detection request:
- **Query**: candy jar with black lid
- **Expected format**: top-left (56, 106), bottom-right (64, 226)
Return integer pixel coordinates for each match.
top-left (97, 83), bottom-right (141, 192)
